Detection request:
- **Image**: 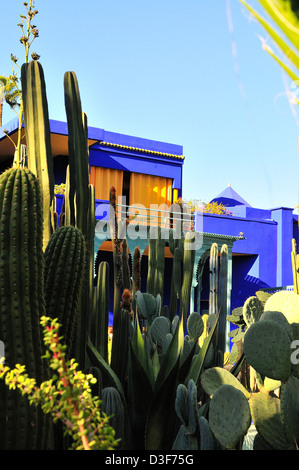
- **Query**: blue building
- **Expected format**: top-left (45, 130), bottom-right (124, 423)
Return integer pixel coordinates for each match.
top-left (0, 118), bottom-right (297, 346)
top-left (196, 184), bottom-right (297, 314)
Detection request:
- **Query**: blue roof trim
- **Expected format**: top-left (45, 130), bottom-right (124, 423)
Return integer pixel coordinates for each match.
top-left (0, 118), bottom-right (183, 157)
top-left (98, 129), bottom-right (183, 156)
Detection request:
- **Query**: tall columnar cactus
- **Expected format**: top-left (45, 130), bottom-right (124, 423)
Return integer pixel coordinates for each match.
top-left (147, 230), bottom-right (156, 295)
top-left (132, 246), bottom-right (141, 295)
top-left (217, 244), bottom-right (228, 354)
top-left (109, 186), bottom-right (123, 317)
top-left (101, 386), bottom-right (125, 449)
top-left (0, 167), bottom-right (50, 449)
top-left (153, 227), bottom-right (165, 302)
top-left (93, 261), bottom-right (110, 363)
top-left (8, 59), bottom-right (236, 451)
top-left (179, 232), bottom-right (195, 330)
top-left (122, 239), bottom-right (131, 291)
top-left (169, 246), bottom-right (182, 321)
top-left (63, 71), bottom-right (96, 369)
top-left (291, 238), bottom-right (299, 294)
top-left (209, 243), bottom-right (218, 317)
top-left (63, 72), bottom-right (89, 236)
top-left (21, 61), bottom-right (55, 250)
top-left (44, 225), bottom-right (86, 357)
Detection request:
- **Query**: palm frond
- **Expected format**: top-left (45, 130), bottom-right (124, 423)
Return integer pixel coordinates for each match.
top-left (239, 0), bottom-right (299, 76)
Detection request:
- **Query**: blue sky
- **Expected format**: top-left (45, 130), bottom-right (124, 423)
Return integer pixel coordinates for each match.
top-left (1, 0), bottom-right (299, 211)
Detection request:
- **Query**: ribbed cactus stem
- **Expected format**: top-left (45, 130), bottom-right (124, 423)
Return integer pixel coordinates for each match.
top-left (133, 246), bottom-right (141, 295)
top-left (209, 243), bottom-right (219, 316)
top-left (21, 61), bottom-right (54, 250)
top-left (154, 227), bottom-right (165, 303)
top-left (64, 71), bottom-right (90, 236)
top-left (110, 307), bottom-right (130, 387)
top-left (179, 232), bottom-right (195, 330)
top-left (147, 231), bottom-right (156, 295)
top-left (44, 225), bottom-right (86, 357)
top-left (110, 186), bottom-right (122, 317)
top-left (0, 167), bottom-right (49, 449)
top-left (94, 261), bottom-right (110, 362)
top-left (291, 238), bottom-right (299, 294)
top-left (217, 244), bottom-right (228, 354)
top-left (122, 239), bottom-right (131, 291)
top-left (169, 246), bottom-right (182, 321)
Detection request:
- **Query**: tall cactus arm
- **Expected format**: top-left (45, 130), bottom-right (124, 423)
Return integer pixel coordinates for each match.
top-left (21, 61), bottom-right (54, 250)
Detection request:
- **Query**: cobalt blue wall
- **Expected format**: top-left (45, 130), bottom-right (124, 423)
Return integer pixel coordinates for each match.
top-left (197, 212), bottom-right (278, 288)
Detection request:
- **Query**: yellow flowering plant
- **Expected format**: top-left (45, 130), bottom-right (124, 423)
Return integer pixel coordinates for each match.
top-left (0, 316), bottom-right (118, 450)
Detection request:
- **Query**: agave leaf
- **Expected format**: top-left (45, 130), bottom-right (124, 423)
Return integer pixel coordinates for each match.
top-left (86, 335), bottom-right (125, 402)
top-left (131, 312), bottom-right (155, 388)
top-left (145, 356), bottom-right (181, 450)
top-left (127, 340), bottom-right (155, 449)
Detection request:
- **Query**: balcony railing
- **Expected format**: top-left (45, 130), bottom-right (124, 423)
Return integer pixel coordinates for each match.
top-left (55, 194), bottom-right (196, 232)
top-left (114, 203), bottom-right (195, 231)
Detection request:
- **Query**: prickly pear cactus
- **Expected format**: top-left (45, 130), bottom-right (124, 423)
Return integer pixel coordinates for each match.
top-left (187, 312), bottom-right (204, 341)
top-left (172, 380), bottom-right (199, 450)
top-left (201, 366), bottom-right (250, 399)
top-left (134, 291), bottom-right (161, 324)
top-left (199, 416), bottom-right (220, 450)
top-left (280, 375), bottom-right (299, 444)
top-left (243, 296), bottom-right (263, 327)
top-left (264, 291), bottom-right (299, 324)
top-left (249, 390), bottom-right (294, 450)
top-left (208, 384), bottom-right (251, 449)
top-left (150, 315), bottom-right (171, 348)
top-left (243, 319), bottom-right (292, 381)
top-left (260, 310), bottom-right (292, 338)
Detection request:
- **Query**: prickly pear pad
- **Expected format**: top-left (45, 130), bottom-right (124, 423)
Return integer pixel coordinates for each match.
top-left (264, 291), bottom-right (299, 324)
top-left (243, 296), bottom-right (263, 326)
top-left (243, 320), bottom-right (292, 381)
top-left (209, 384), bottom-right (251, 449)
top-left (280, 376), bottom-right (299, 443)
top-left (201, 366), bottom-right (250, 399)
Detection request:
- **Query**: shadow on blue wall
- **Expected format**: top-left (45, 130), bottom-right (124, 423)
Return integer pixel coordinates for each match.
top-left (231, 255), bottom-right (269, 310)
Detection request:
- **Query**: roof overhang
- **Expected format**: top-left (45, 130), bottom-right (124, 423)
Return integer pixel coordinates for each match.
top-left (0, 118), bottom-right (100, 161)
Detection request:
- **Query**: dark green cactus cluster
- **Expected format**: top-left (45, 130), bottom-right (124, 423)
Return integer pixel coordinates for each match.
top-left (0, 56), bottom-right (235, 451)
